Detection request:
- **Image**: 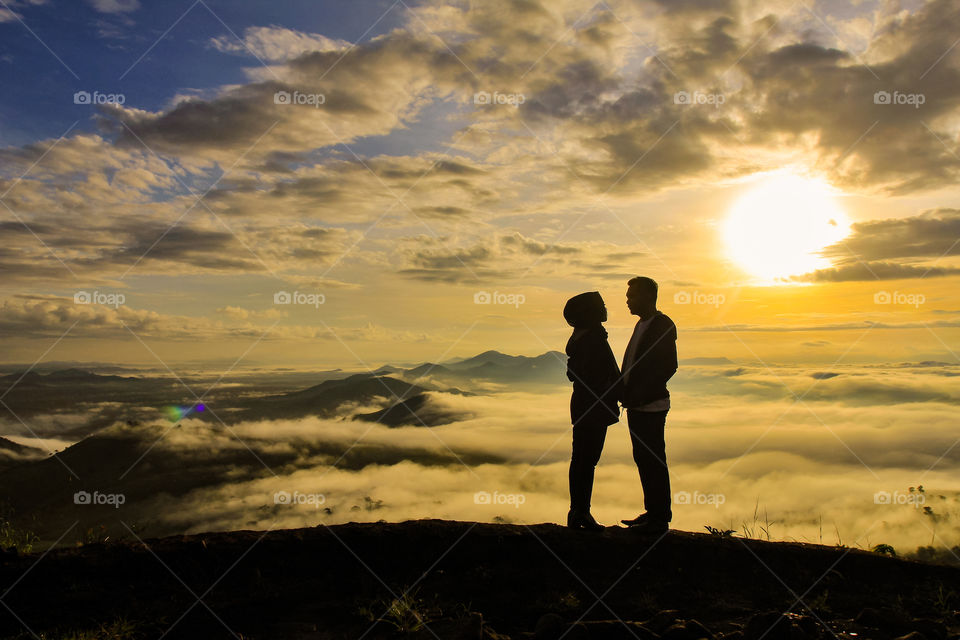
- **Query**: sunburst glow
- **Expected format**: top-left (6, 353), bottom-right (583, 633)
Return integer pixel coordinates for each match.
top-left (724, 173), bottom-right (851, 282)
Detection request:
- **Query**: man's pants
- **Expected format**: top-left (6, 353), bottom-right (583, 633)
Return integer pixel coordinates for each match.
top-left (626, 409), bottom-right (671, 522)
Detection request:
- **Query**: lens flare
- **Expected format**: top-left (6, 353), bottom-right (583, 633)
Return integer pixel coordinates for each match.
top-left (162, 403), bottom-right (206, 423)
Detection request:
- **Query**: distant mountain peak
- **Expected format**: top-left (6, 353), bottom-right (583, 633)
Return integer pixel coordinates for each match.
top-left (46, 368), bottom-right (98, 378)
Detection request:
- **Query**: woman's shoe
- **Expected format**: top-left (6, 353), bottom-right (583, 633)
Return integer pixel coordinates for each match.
top-left (567, 509), bottom-right (605, 531)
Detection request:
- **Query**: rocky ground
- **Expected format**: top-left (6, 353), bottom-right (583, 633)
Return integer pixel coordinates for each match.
top-left (1, 519), bottom-right (958, 639)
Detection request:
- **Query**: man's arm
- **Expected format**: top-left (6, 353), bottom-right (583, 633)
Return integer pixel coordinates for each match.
top-left (659, 321), bottom-right (678, 383)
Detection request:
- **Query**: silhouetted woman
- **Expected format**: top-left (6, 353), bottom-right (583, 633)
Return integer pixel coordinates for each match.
top-left (563, 291), bottom-right (622, 530)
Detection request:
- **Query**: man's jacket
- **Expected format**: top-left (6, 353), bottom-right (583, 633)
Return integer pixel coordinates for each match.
top-left (621, 311), bottom-right (678, 408)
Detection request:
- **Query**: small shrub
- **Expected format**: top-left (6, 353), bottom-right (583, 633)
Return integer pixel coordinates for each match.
top-left (0, 515), bottom-right (39, 553)
top-left (359, 586), bottom-right (430, 633)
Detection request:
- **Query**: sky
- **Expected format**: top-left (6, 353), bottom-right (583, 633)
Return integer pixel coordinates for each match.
top-left (0, 0), bottom-right (958, 373)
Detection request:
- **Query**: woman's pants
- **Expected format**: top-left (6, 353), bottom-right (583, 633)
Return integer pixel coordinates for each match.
top-left (569, 420), bottom-right (609, 512)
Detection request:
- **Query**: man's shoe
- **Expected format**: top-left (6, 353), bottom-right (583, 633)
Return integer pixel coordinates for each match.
top-left (567, 510), bottom-right (605, 531)
top-left (629, 518), bottom-right (668, 535)
top-left (620, 512), bottom-right (649, 527)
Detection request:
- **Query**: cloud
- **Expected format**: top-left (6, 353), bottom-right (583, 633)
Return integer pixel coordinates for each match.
top-left (826, 208), bottom-right (960, 261)
top-left (102, 29), bottom-right (472, 158)
top-left (508, 0), bottom-right (960, 194)
top-left (210, 26), bottom-right (350, 62)
top-left (13, 0), bottom-right (960, 204)
top-left (693, 319), bottom-right (960, 332)
top-left (9, 377), bottom-right (960, 551)
top-left (396, 231), bottom-right (651, 283)
top-left (216, 306), bottom-right (286, 321)
top-left (792, 209), bottom-right (960, 282)
top-left (0, 216), bottom-right (357, 283)
top-left (0, 0), bottom-right (45, 22)
top-left (793, 262), bottom-right (960, 282)
top-left (0, 135), bottom-right (365, 283)
top-left (0, 295), bottom-right (429, 343)
top-left (87, 0), bottom-right (139, 13)
top-left (199, 153), bottom-right (498, 225)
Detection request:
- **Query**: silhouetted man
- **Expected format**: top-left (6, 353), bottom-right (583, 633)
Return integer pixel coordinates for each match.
top-left (619, 276), bottom-right (678, 534)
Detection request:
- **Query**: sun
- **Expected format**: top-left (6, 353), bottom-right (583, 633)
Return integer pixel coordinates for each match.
top-left (723, 172), bottom-right (851, 282)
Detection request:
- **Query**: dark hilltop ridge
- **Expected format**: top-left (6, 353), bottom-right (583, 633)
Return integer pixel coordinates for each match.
top-left (2, 520), bottom-right (960, 640)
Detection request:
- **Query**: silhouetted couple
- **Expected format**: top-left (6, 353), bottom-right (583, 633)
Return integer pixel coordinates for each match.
top-left (563, 276), bottom-right (678, 534)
